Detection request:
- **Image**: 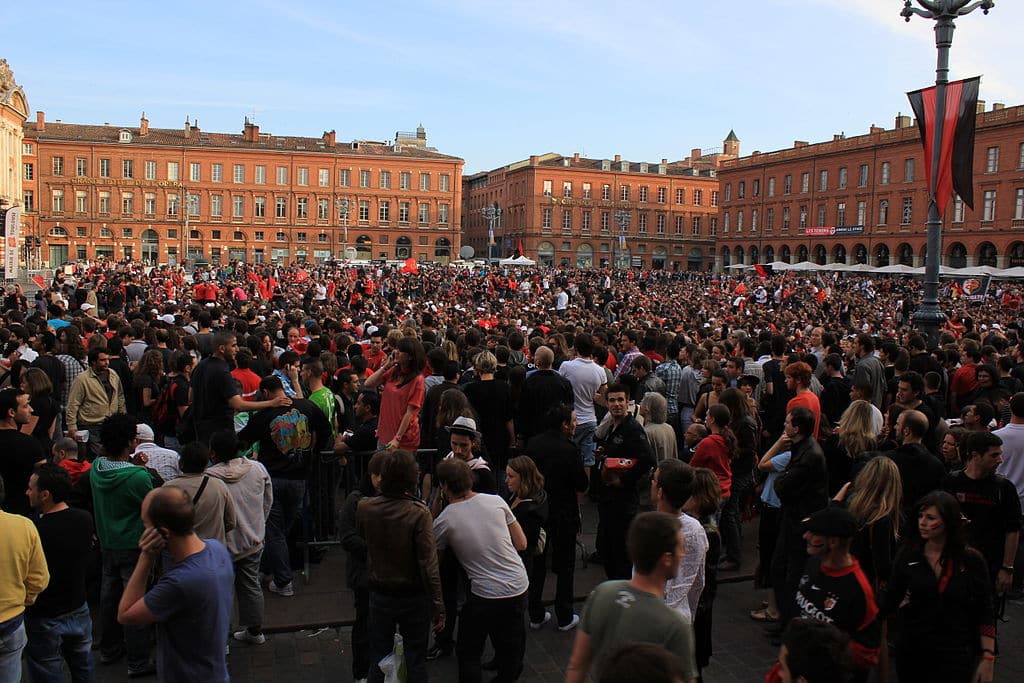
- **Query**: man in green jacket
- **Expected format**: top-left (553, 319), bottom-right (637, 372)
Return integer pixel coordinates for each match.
top-left (88, 413), bottom-right (155, 676)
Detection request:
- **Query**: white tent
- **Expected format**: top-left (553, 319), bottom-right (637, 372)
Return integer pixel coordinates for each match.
top-left (499, 255), bottom-right (536, 266)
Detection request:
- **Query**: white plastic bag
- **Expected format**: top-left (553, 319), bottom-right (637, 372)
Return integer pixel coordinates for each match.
top-left (378, 632), bottom-right (407, 683)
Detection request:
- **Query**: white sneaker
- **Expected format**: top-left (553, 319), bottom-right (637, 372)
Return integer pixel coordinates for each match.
top-left (557, 614), bottom-right (581, 632)
top-left (530, 611), bottom-right (552, 630)
top-left (269, 580), bottom-right (294, 597)
top-left (233, 629), bottom-right (267, 645)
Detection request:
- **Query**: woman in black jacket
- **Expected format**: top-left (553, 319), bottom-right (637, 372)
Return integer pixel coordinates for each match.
top-left (338, 453), bottom-right (384, 683)
top-left (505, 455), bottom-right (549, 629)
top-left (880, 491), bottom-right (996, 683)
top-left (717, 388), bottom-right (758, 571)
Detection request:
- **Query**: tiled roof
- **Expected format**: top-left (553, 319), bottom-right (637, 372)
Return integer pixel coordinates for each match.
top-left (21, 122), bottom-right (463, 162)
top-left (533, 155), bottom-right (716, 177)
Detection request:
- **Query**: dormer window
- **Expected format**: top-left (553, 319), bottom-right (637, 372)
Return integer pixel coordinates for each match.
top-left (119, 130), bottom-right (132, 143)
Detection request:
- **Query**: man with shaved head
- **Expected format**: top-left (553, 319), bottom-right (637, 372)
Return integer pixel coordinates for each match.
top-left (117, 487), bottom-right (234, 682)
top-left (517, 345), bottom-right (573, 444)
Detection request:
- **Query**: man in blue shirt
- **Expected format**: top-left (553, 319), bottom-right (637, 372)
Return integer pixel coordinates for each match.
top-left (117, 487), bottom-right (234, 682)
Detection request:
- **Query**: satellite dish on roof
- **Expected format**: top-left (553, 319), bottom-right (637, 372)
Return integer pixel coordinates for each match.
top-left (459, 246), bottom-right (475, 260)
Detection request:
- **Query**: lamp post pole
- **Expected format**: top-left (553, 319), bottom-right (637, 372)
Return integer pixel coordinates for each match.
top-left (336, 198), bottom-right (350, 260)
top-left (482, 204), bottom-right (502, 264)
top-left (901, 0), bottom-right (994, 348)
top-left (614, 209), bottom-right (631, 270)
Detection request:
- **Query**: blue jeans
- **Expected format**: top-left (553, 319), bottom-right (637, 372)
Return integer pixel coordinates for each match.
top-left (99, 549), bottom-right (152, 670)
top-left (0, 619), bottom-right (27, 683)
top-left (367, 592), bottom-right (431, 683)
top-left (25, 603), bottom-right (95, 683)
top-left (261, 478), bottom-right (306, 586)
top-left (573, 421), bottom-right (598, 467)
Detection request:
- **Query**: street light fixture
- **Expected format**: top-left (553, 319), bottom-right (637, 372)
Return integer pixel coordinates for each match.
top-left (482, 203), bottom-right (502, 263)
top-left (901, 0), bottom-right (994, 347)
top-left (614, 210), bottom-right (631, 270)
top-left (336, 198), bottom-right (350, 260)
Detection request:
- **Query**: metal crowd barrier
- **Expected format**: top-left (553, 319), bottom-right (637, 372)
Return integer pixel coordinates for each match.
top-left (300, 447), bottom-right (438, 582)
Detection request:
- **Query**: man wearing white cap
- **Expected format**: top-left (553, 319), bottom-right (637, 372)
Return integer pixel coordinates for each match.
top-left (133, 424), bottom-right (180, 483)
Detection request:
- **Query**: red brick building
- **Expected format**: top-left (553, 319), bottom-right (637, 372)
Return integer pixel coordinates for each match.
top-left (717, 102), bottom-right (1024, 271)
top-left (21, 114), bottom-right (463, 267)
top-left (462, 135), bottom-right (737, 271)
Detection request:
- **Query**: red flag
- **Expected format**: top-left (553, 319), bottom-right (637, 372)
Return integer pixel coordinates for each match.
top-left (754, 264), bottom-right (768, 278)
top-left (295, 268), bottom-right (309, 283)
top-left (401, 257), bottom-right (419, 274)
top-left (734, 282), bottom-right (748, 295)
top-left (516, 240), bottom-right (525, 257)
top-left (907, 76), bottom-right (980, 212)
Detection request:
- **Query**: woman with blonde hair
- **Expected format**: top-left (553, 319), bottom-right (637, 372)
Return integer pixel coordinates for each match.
top-left (20, 367), bottom-right (59, 451)
top-left (840, 456), bottom-right (903, 588)
top-left (821, 399), bottom-right (878, 497)
top-left (464, 350), bottom-right (515, 476)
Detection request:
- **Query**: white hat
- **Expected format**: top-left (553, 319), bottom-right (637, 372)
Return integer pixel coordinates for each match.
top-left (80, 303), bottom-right (94, 311)
top-left (136, 424), bottom-right (155, 442)
top-left (158, 314), bottom-right (176, 324)
top-left (446, 416), bottom-right (481, 437)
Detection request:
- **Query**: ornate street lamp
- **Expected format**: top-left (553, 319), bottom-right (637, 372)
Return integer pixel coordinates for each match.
top-left (901, 0), bottom-right (994, 347)
top-left (336, 198), bottom-right (350, 260)
top-left (614, 210), bottom-right (631, 270)
top-left (482, 203), bottom-right (502, 263)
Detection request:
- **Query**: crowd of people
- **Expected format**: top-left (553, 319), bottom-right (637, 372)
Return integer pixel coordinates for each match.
top-left (1, 256), bottom-right (1024, 683)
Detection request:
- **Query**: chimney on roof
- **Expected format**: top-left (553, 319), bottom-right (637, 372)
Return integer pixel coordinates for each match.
top-left (614, 154), bottom-right (621, 163)
top-left (192, 119), bottom-right (200, 134)
top-left (976, 100), bottom-right (986, 114)
top-left (870, 124), bottom-right (884, 134)
top-left (529, 155), bottom-right (538, 164)
top-left (895, 113), bottom-right (911, 129)
top-left (993, 102), bottom-right (1005, 111)
top-left (573, 152), bottom-right (580, 162)
top-left (323, 130), bottom-right (336, 148)
top-left (794, 141), bottom-right (808, 148)
top-left (139, 112), bottom-right (149, 136)
top-left (35, 111), bottom-right (45, 132)
top-left (243, 117), bottom-right (260, 143)
top-left (690, 148), bottom-right (701, 160)
top-left (184, 117), bottom-right (191, 139)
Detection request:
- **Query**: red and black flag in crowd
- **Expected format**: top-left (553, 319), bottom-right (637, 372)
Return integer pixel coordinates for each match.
top-left (907, 76), bottom-right (981, 213)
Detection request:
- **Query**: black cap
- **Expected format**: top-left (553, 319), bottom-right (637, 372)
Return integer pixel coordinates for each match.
top-left (802, 506), bottom-right (857, 538)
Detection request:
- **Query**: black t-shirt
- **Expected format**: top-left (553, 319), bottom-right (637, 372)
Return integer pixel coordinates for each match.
top-left (463, 379), bottom-right (514, 468)
top-left (191, 357), bottom-right (239, 425)
top-left (0, 428), bottom-right (46, 516)
top-left (28, 507), bottom-right (94, 617)
top-left (943, 471), bottom-right (1023, 579)
top-left (29, 395), bottom-right (60, 452)
top-left (238, 399), bottom-right (331, 479)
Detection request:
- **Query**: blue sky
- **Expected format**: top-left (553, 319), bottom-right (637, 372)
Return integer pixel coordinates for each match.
top-left (6, 0), bottom-right (1019, 174)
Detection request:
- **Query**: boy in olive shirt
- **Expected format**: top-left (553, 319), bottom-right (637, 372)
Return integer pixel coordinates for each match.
top-left (565, 511), bottom-right (698, 683)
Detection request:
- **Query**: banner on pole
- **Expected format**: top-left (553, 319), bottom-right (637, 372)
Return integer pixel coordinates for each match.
top-left (5, 207), bottom-right (22, 279)
top-left (907, 76), bottom-right (981, 212)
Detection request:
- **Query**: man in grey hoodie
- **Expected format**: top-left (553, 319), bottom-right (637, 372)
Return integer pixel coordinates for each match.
top-left (205, 430), bottom-right (273, 645)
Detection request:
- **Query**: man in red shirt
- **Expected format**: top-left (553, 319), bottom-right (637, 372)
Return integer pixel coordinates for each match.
top-left (951, 341), bottom-right (981, 414)
top-left (231, 349), bottom-right (262, 402)
top-left (364, 331), bottom-right (386, 372)
top-left (785, 361), bottom-right (821, 439)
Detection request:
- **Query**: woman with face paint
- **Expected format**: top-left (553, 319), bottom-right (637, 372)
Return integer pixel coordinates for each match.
top-left (879, 491), bottom-right (997, 683)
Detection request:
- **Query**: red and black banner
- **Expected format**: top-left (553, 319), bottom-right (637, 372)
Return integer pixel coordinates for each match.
top-left (907, 76), bottom-right (981, 212)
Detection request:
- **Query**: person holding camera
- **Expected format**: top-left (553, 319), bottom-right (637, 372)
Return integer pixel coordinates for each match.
top-left (595, 382), bottom-right (654, 580)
